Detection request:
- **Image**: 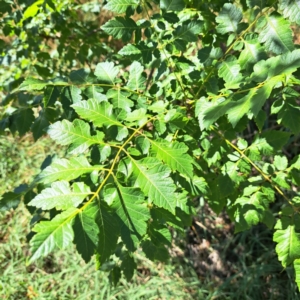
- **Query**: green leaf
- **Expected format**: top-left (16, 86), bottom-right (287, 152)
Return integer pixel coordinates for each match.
top-left (110, 184), bottom-right (150, 251)
top-left (227, 79), bottom-right (276, 127)
top-left (28, 181), bottom-right (91, 210)
top-left (97, 203), bottom-right (119, 265)
top-left (72, 99), bottom-right (122, 128)
top-left (160, 0), bottom-right (185, 11)
top-left (218, 56), bottom-right (242, 84)
top-left (135, 136), bottom-right (150, 154)
top-left (36, 156), bottom-right (102, 184)
top-left (47, 119), bottom-right (105, 154)
top-left (131, 157), bottom-right (177, 213)
top-left (257, 13), bottom-right (294, 54)
top-left (13, 108), bottom-right (35, 136)
top-left (104, 0), bottom-right (139, 14)
top-left (294, 259), bottom-right (300, 290)
top-left (279, 0), bottom-right (300, 25)
top-left (216, 3), bottom-right (243, 34)
top-left (94, 62), bottom-right (119, 84)
top-left (174, 20), bottom-right (204, 42)
top-left (73, 201), bottom-right (99, 263)
top-left (101, 17), bottom-right (138, 42)
top-left (150, 139), bottom-right (194, 178)
top-left (32, 108), bottom-right (57, 141)
top-left (121, 252), bottom-right (136, 281)
top-left (28, 208), bottom-right (76, 263)
top-left (118, 44), bottom-right (141, 56)
top-left (274, 225), bottom-right (300, 267)
top-left (278, 101), bottom-right (300, 134)
top-left (238, 38), bottom-right (267, 71)
top-left (0, 192), bottom-right (21, 211)
top-left (274, 155), bottom-right (288, 171)
top-left (107, 89), bottom-right (133, 112)
top-left (22, 0), bottom-right (43, 21)
top-left (17, 77), bottom-right (47, 91)
top-left (43, 86), bottom-right (60, 107)
top-left (126, 61), bottom-right (146, 91)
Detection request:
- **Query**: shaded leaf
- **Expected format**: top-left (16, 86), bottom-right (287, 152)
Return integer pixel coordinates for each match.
top-left (29, 208), bottom-right (76, 263)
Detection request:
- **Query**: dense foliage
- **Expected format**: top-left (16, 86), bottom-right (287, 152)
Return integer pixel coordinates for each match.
top-left (1, 0), bottom-right (300, 288)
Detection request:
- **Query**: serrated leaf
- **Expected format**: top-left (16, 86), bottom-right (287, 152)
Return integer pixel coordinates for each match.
top-left (94, 62), bottom-right (119, 84)
top-left (29, 208), bottom-right (76, 263)
top-left (29, 181), bottom-right (91, 210)
top-left (174, 20), bottom-right (204, 42)
top-left (218, 56), bottom-right (242, 83)
top-left (118, 44), bottom-right (141, 56)
top-left (160, 0), bottom-right (185, 11)
top-left (62, 86), bottom-right (82, 103)
top-left (69, 68), bottom-right (91, 84)
top-left (47, 119), bottom-right (105, 154)
top-left (257, 13), bottom-right (294, 54)
top-left (216, 3), bottom-right (242, 34)
top-left (101, 17), bottom-right (138, 42)
top-left (150, 139), bottom-right (194, 178)
top-left (251, 50), bottom-right (300, 83)
top-left (36, 156), bottom-right (102, 184)
top-left (17, 78), bottom-right (47, 91)
top-left (126, 61), bottom-right (146, 91)
top-left (107, 89), bottom-right (133, 112)
top-left (72, 99), bottom-right (122, 128)
top-left (238, 38), bottom-right (267, 71)
top-left (279, 0), bottom-right (300, 25)
top-left (131, 157), bottom-right (177, 213)
top-left (227, 79), bottom-right (276, 127)
top-left (104, 0), bottom-right (139, 13)
top-left (73, 201), bottom-right (99, 263)
top-left (274, 225), bottom-right (300, 267)
top-left (110, 184), bottom-right (150, 251)
top-left (97, 206), bottom-right (119, 265)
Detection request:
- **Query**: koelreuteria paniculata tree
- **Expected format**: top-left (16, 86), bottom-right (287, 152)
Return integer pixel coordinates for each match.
top-left (1, 0), bottom-right (300, 287)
